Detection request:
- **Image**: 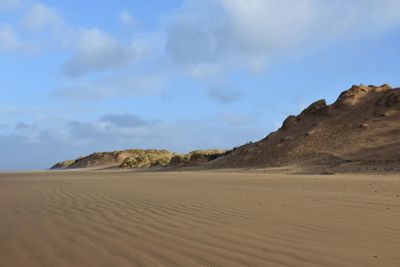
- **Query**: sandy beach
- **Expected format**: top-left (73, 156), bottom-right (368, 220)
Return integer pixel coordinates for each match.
top-left (0, 170), bottom-right (399, 266)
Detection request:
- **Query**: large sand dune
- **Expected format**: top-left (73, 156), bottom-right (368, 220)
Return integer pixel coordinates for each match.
top-left (1, 170), bottom-right (399, 266)
top-left (213, 84), bottom-right (400, 171)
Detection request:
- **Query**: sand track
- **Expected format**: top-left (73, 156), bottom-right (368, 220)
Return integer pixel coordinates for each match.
top-left (0, 171), bottom-right (399, 266)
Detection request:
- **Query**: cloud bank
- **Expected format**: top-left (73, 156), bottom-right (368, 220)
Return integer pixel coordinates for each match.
top-left (0, 112), bottom-right (265, 170)
top-left (62, 29), bottom-right (143, 77)
top-left (165, 0), bottom-right (400, 79)
top-left (3, 0), bottom-right (400, 99)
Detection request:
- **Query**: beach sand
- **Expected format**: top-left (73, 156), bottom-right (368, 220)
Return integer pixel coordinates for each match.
top-left (0, 170), bottom-right (399, 266)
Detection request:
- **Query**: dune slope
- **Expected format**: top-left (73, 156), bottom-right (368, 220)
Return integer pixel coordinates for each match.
top-left (213, 84), bottom-right (400, 171)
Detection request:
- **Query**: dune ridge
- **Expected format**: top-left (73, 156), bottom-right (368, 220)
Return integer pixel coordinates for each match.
top-left (51, 149), bottom-right (227, 170)
top-left (51, 84), bottom-right (400, 173)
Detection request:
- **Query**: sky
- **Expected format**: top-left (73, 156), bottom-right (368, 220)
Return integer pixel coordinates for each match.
top-left (0, 0), bottom-right (400, 170)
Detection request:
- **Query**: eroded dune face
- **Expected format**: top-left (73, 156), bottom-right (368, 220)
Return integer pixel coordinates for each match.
top-left (212, 84), bottom-right (400, 170)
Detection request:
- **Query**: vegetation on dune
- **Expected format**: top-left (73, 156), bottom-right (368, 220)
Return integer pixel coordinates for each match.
top-left (167, 150), bottom-right (227, 167)
top-left (51, 149), bottom-right (229, 170)
top-left (119, 150), bottom-right (175, 168)
top-left (189, 150), bottom-right (227, 162)
top-left (120, 149), bottom-right (227, 168)
top-left (168, 154), bottom-right (191, 166)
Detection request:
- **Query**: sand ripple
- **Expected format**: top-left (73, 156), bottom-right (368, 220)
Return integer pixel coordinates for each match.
top-left (0, 171), bottom-right (399, 266)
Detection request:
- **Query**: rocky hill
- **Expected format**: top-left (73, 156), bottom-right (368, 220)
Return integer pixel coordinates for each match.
top-left (211, 84), bottom-right (400, 172)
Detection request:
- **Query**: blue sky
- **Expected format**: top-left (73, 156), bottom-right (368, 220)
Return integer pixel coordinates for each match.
top-left (1, 0), bottom-right (399, 170)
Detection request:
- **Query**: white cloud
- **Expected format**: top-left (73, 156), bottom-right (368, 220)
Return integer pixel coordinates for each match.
top-left (21, 3), bottom-right (146, 76)
top-left (119, 10), bottom-right (136, 27)
top-left (215, 111), bottom-right (257, 127)
top-left (0, 24), bottom-right (35, 53)
top-left (220, 0), bottom-right (316, 52)
top-left (55, 72), bottom-right (165, 100)
top-left (0, 0), bottom-right (21, 9)
top-left (166, 0), bottom-right (400, 78)
top-left (0, 25), bottom-right (20, 51)
top-left (0, 2), bottom-right (70, 54)
top-left (100, 113), bottom-right (153, 128)
top-left (23, 3), bottom-right (65, 33)
top-left (220, 0), bottom-right (400, 43)
top-left (62, 28), bottom-right (145, 77)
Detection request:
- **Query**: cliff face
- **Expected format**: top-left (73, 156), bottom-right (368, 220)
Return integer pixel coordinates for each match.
top-left (211, 84), bottom-right (400, 170)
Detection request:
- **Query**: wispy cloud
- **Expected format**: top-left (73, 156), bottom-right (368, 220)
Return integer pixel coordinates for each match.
top-left (1, 1), bottom-right (146, 77)
top-left (4, 0), bottom-right (400, 100)
top-left (23, 3), bottom-right (65, 33)
top-left (0, 24), bottom-right (35, 53)
top-left (0, 0), bottom-right (22, 9)
top-left (100, 113), bottom-right (153, 128)
top-left (62, 28), bottom-right (144, 77)
top-left (119, 10), bottom-right (137, 27)
top-left (54, 72), bottom-right (165, 100)
top-left (0, 111), bottom-right (265, 169)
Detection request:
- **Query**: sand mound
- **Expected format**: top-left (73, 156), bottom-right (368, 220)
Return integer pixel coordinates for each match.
top-left (51, 149), bottom-right (227, 170)
top-left (51, 149), bottom-right (174, 169)
top-left (212, 84), bottom-right (400, 171)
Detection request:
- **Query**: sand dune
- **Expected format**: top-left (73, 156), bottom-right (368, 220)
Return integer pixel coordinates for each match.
top-left (213, 84), bottom-right (400, 172)
top-left (1, 170), bottom-right (399, 266)
top-left (51, 85), bottom-right (400, 174)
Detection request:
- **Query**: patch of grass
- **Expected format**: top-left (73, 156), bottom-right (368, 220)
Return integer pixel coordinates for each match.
top-left (120, 150), bottom-right (174, 168)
